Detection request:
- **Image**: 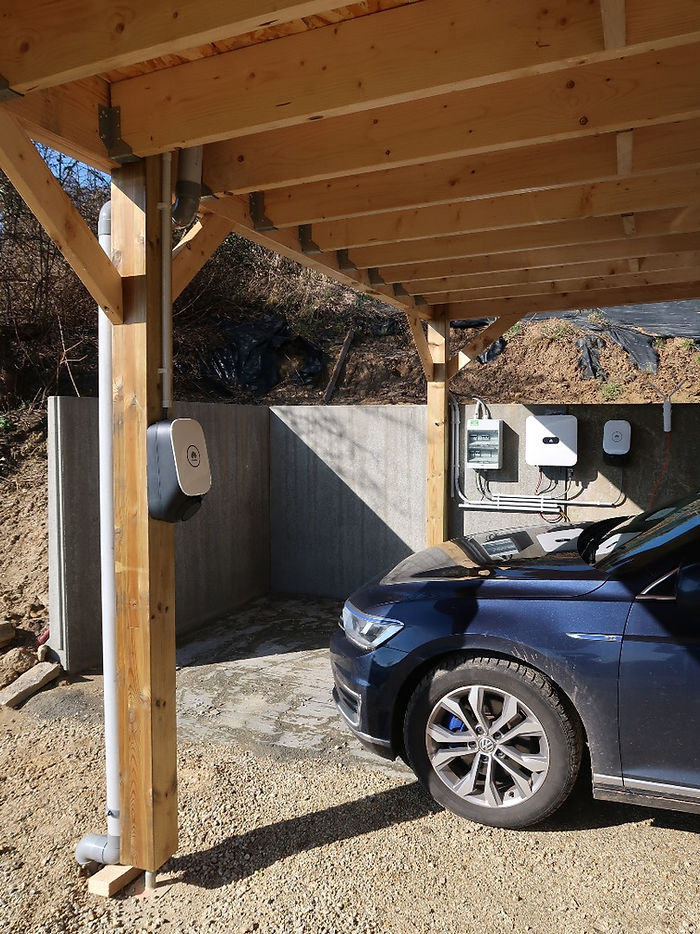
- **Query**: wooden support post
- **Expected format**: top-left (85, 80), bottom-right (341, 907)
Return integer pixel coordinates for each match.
top-left (111, 157), bottom-right (177, 872)
top-left (426, 305), bottom-right (450, 547)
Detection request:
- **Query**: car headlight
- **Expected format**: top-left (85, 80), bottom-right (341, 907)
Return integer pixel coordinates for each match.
top-left (341, 603), bottom-right (404, 650)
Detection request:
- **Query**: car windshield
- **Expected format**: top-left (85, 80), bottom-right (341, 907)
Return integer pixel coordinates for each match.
top-left (582, 491), bottom-right (700, 570)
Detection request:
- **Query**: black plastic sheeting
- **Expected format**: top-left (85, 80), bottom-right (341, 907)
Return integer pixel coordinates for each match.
top-left (202, 315), bottom-right (325, 395)
top-left (561, 314), bottom-right (658, 376)
top-left (477, 336), bottom-right (506, 364)
top-left (576, 335), bottom-right (608, 381)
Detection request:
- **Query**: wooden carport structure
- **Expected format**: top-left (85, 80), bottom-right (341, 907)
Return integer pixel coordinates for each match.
top-left (2, 0), bottom-right (700, 878)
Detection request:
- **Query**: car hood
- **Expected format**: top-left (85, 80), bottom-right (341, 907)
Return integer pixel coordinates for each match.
top-left (378, 522), bottom-right (607, 597)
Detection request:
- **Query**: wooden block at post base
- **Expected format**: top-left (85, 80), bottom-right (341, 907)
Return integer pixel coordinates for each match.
top-left (87, 864), bottom-right (142, 898)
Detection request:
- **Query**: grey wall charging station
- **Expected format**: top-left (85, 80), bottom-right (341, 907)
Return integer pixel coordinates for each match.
top-left (147, 418), bottom-right (212, 522)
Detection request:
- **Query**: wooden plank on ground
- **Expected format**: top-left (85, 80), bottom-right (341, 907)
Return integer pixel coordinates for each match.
top-left (0, 109), bottom-right (123, 322)
top-left (323, 329), bottom-right (354, 403)
top-left (87, 865), bottom-right (142, 898)
top-left (111, 158), bottom-right (177, 873)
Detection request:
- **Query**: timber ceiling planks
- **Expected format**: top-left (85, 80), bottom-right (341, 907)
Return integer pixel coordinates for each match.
top-left (2, 0), bottom-right (700, 319)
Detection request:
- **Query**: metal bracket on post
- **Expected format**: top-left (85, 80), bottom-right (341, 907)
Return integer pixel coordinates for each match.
top-left (98, 106), bottom-right (139, 164)
top-left (336, 249), bottom-right (357, 272)
top-left (299, 224), bottom-right (322, 255)
top-left (0, 74), bottom-right (23, 102)
top-left (249, 191), bottom-right (277, 231)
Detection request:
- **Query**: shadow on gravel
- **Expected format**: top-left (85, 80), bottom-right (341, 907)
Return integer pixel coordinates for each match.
top-left (167, 782), bottom-right (440, 888)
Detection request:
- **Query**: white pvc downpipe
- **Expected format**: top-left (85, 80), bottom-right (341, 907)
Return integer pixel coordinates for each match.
top-left (75, 201), bottom-right (120, 867)
top-left (159, 152), bottom-right (173, 416)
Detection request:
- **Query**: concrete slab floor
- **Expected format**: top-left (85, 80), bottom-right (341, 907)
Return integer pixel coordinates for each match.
top-left (25, 595), bottom-right (406, 776)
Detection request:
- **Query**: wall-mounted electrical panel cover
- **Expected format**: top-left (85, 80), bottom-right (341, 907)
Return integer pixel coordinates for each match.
top-left (525, 414), bottom-right (578, 467)
top-left (466, 418), bottom-right (503, 469)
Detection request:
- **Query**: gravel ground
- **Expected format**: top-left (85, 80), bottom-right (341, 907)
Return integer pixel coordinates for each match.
top-left (1, 699), bottom-right (699, 934)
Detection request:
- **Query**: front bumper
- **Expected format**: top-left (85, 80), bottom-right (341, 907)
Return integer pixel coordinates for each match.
top-left (329, 629), bottom-right (410, 761)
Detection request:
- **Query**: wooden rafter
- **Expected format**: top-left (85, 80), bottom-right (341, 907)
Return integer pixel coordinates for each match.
top-left (110, 0), bottom-right (610, 154)
top-left (428, 266), bottom-right (700, 304)
top-left (2, 1), bottom-right (341, 94)
top-left (406, 251), bottom-right (700, 294)
top-left (248, 119), bottom-right (700, 227)
top-left (353, 230), bottom-right (700, 274)
top-left (4, 77), bottom-right (114, 171)
top-left (307, 168), bottom-right (700, 251)
top-left (378, 233), bottom-right (700, 283)
top-left (202, 41), bottom-right (700, 191)
top-left (0, 108), bottom-right (123, 322)
top-left (445, 281), bottom-right (700, 317)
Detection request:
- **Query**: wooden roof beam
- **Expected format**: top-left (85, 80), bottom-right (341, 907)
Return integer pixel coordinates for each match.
top-left (445, 281), bottom-right (700, 318)
top-left (405, 251), bottom-right (700, 294)
top-left (1, 1), bottom-right (342, 94)
top-left (200, 197), bottom-right (433, 319)
top-left (0, 108), bottom-right (122, 323)
top-left (111, 0), bottom-right (611, 154)
top-left (307, 167), bottom-right (700, 251)
top-left (202, 41), bottom-right (700, 191)
top-left (426, 266), bottom-right (700, 303)
top-left (2, 78), bottom-right (115, 171)
top-left (376, 232), bottom-right (700, 283)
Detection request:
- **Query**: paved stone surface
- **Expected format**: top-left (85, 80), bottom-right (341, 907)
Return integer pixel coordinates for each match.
top-left (26, 595), bottom-right (405, 775)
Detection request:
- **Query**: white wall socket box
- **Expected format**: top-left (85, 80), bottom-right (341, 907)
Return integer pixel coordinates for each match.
top-left (603, 419), bottom-right (631, 456)
top-left (525, 414), bottom-right (578, 467)
top-left (465, 418), bottom-right (503, 469)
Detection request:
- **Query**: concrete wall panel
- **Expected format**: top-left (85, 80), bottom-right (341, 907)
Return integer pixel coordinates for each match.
top-left (48, 398), bottom-right (269, 672)
top-left (270, 405), bottom-right (426, 598)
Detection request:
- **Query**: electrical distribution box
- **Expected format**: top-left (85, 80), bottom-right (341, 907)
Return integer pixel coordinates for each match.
top-left (525, 414), bottom-right (578, 467)
top-left (465, 418), bottom-right (503, 469)
top-left (147, 418), bottom-right (212, 523)
top-left (603, 419), bottom-right (631, 456)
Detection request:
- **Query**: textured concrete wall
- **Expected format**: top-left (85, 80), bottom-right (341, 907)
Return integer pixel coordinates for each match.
top-left (50, 398), bottom-right (700, 670)
top-left (48, 398), bottom-right (269, 672)
top-left (270, 405), bottom-right (426, 598)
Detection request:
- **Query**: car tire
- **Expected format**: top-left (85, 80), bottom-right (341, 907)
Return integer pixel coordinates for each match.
top-left (404, 655), bottom-right (583, 829)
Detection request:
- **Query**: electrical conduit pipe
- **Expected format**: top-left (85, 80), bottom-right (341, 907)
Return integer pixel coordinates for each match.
top-left (75, 202), bottom-right (120, 867)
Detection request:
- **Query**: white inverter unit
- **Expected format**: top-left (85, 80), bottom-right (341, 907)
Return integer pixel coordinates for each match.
top-left (525, 414), bottom-right (578, 467)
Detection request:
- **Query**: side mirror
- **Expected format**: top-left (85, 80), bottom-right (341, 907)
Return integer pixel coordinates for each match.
top-left (676, 563), bottom-right (700, 609)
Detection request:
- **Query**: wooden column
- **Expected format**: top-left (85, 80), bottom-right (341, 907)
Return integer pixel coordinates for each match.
top-left (426, 305), bottom-right (450, 547)
top-left (111, 157), bottom-right (177, 871)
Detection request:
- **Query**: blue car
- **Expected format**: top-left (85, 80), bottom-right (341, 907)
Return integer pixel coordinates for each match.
top-left (330, 492), bottom-right (700, 828)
